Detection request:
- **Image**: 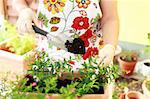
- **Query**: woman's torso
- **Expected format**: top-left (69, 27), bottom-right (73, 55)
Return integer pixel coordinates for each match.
top-left (37, 0), bottom-right (104, 59)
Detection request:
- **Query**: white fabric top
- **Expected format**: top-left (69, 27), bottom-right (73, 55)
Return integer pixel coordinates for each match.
top-left (37, 0), bottom-right (104, 61)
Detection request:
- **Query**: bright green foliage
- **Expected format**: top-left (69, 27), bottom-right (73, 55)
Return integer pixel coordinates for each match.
top-left (5, 34), bottom-right (36, 55)
top-left (0, 21), bottom-right (17, 42)
top-left (0, 21), bottom-right (36, 55)
top-left (60, 82), bottom-right (79, 99)
top-left (146, 80), bottom-right (150, 91)
top-left (144, 33), bottom-right (150, 53)
top-left (148, 33), bottom-right (150, 41)
top-left (9, 51), bottom-right (119, 98)
top-left (44, 77), bottom-right (58, 93)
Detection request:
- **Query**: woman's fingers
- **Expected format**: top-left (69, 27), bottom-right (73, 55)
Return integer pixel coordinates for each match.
top-left (98, 44), bottom-right (116, 67)
top-left (16, 8), bottom-right (36, 34)
top-left (33, 17), bottom-right (39, 27)
top-left (17, 19), bottom-right (25, 35)
top-left (102, 56), bottom-right (112, 67)
top-left (26, 20), bottom-right (35, 34)
top-left (98, 49), bottom-right (106, 66)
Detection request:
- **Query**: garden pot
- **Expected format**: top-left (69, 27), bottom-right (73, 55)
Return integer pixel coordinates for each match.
top-left (142, 79), bottom-right (150, 98)
top-left (119, 93), bottom-right (126, 99)
top-left (126, 91), bottom-right (144, 99)
top-left (118, 56), bottom-right (137, 76)
top-left (135, 59), bottom-right (150, 78)
top-left (0, 37), bottom-right (36, 80)
top-left (119, 91), bottom-right (144, 99)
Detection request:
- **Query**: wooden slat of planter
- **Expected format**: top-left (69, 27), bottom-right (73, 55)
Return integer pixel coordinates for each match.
top-left (0, 50), bottom-right (24, 73)
top-left (0, 44), bottom-right (35, 81)
top-left (0, 49), bottom-right (35, 71)
top-left (0, 49), bottom-right (25, 81)
top-left (0, 49), bottom-right (36, 81)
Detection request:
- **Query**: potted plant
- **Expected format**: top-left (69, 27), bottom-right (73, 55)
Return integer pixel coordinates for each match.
top-left (0, 22), bottom-right (36, 79)
top-left (142, 79), bottom-right (150, 98)
top-left (118, 51), bottom-right (138, 76)
top-left (119, 91), bottom-right (144, 99)
top-left (6, 51), bottom-right (119, 99)
top-left (0, 35), bottom-right (36, 80)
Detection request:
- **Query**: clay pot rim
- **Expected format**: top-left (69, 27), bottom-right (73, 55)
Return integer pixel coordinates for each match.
top-left (118, 56), bottom-right (138, 64)
top-left (126, 91), bottom-right (144, 99)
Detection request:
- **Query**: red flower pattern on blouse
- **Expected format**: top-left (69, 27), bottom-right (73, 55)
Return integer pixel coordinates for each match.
top-left (92, 47), bottom-right (99, 56)
top-left (83, 40), bottom-right (90, 47)
top-left (72, 16), bottom-right (89, 30)
top-left (71, 16), bottom-right (99, 59)
top-left (80, 29), bottom-right (93, 47)
top-left (80, 29), bottom-right (93, 39)
top-left (82, 47), bottom-right (92, 60)
top-left (82, 47), bottom-right (99, 60)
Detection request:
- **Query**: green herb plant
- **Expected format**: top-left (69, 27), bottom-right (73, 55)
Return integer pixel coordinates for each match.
top-left (4, 34), bottom-right (36, 55)
top-left (9, 51), bottom-right (119, 99)
top-left (144, 33), bottom-right (150, 53)
top-left (146, 80), bottom-right (150, 91)
top-left (0, 20), bottom-right (17, 43)
top-left (0, 20), bottom-right (36, 55)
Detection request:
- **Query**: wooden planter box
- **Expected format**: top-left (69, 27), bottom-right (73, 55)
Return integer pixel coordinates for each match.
top-left (0, 37), bottom-right (36, 80)
top-left (17, 83), bottom-right (114, 99)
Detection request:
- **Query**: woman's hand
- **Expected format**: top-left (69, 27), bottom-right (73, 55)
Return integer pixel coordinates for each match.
top-left (98, 44), bottom-right (115, 66)
top-left (17, 8), bottom-right (37, 34)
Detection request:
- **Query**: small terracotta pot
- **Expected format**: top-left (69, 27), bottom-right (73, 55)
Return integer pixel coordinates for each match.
top-left (119, 93), bottom-right (125, 99)
top-left (118, 56), bottom-right (137, 76)
top-left (126, 91), bottom-right (144, 99)
top-left (142, 79), bottom-right (150, 98)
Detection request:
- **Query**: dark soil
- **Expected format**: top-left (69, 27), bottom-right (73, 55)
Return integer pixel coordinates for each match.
top-left (92, 86), bottom-right (104, 94)
top-left (57, 79), bottom-right (72, 88)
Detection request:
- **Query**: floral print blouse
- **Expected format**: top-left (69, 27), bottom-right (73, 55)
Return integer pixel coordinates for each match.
top-left (37, 0), bottom-right (103, 60)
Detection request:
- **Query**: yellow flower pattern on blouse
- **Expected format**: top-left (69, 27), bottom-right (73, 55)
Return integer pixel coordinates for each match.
top-left (44, 0), bottom-right (66, 14)
top-left (76, 0), bottom-right (91, 8)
